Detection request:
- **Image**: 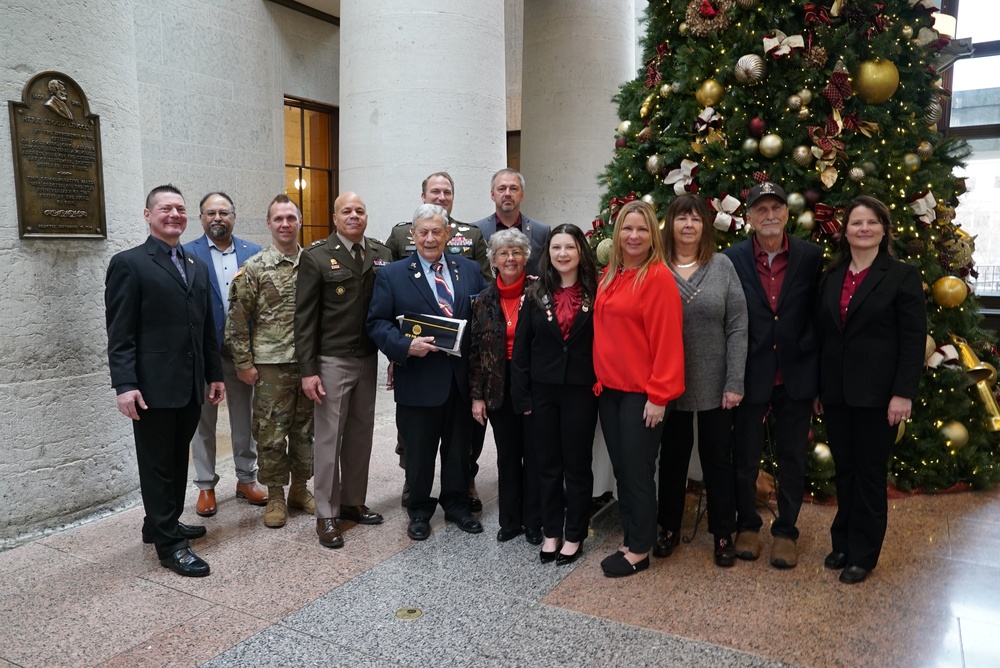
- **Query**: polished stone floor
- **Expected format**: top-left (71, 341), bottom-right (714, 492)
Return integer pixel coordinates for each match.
top-left (3, 382), bottom-right (1000, 667)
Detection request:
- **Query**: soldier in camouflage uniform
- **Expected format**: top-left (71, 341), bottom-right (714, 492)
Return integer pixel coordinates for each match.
top-left (225, 194), bottom-right (314, 529)
top-left (384, 172), bottom-right (493, 510)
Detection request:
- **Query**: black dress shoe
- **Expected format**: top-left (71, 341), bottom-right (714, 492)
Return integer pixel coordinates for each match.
top-left (653, 530), bottom-right (679, 558)
top-left (407, 518), bottom-right (430, 541)
top-left (839, 565), bottom-right (870, 584)
top-left (448, 515), bottom-right (483, 534)
top-left (603, 554), bottom-right (650, 578)
top-left (824, 551), bottom-right (848, 570)
top-left (159, 547), bottom-right (210, 577)
top-left (143, 522), bottom-right (207, 544)
top-left (714, 535), bottom-right (736, 568)
top-left (339, 505), bottom-right (384, 525)
top-left (317, 518), bottom-right (344, 549)
top-left (556, 540), bottom-right (584, 566)
top-left (497, 526), bottom-right (524, 542)
top-left (524, 527), bottom-right (543, 546)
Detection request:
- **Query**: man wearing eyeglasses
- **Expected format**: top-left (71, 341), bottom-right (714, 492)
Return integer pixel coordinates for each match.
top-left (185, 192), bottom-right (266, 518)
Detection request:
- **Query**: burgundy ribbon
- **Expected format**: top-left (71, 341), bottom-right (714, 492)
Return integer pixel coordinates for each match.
top-left (822, 70), bottom-right (852, 110)
top-left (803, 3), bottom-right (832, 24)
top-left (814, 203), bottom-right (843, 235)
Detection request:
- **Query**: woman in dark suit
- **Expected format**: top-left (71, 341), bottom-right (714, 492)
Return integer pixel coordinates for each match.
top-left (511, 224), bottom-right (599, 565)
top-left (815, 195), bottom-right (926, 584)
top-left (470, 228), bottom-right (542, 545)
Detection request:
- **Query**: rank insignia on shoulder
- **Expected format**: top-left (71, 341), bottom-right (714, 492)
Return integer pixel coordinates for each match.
top-left (309, 239), bottom-right (324, 247)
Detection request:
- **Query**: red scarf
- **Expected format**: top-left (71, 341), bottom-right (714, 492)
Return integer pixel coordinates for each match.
top-left (497, 272), bottom-right (525, 359)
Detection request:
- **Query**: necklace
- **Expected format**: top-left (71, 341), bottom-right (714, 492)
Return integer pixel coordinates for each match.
top-left (500, 296), bottom-right (519, 326)
top-left (674, 259), bottom-right (698, 269)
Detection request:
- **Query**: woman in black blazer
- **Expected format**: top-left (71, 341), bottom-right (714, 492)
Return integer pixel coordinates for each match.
top-left (511, 224), bottom-right (599, 565)
top-left (815, 195), bottom-right (926, 584)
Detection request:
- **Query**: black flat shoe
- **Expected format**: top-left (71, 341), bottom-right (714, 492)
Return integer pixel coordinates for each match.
top-left (497, 526), bottom-right (524, 542)
top-left (824, 551), bottom-right (848, 570)
top-left (159, 547), bottom-right (210, 577)
top-left (839, 565), bottom-right (870, 584)
top-left (556, 540), bottom-right (584, 566)
top-left (603, 554), bottom-right (649, 578)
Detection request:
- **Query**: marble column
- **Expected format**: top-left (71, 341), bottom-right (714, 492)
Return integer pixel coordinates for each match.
top-left (0, 0), bottom-right (144, 547)
top-left (520, 0), bottom-right (635, 228)
top-left (339, 1), bottom-right (507, 236)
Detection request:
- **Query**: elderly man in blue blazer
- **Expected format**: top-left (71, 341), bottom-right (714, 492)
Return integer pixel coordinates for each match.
top-left (184, 192), bottom-right (266, 517)
top-left (367, 203), bottom-right (488, 542)
top-left (474, 168), bottom-right (550, 277)
top-left (723, 181), bottom-right (823, 571)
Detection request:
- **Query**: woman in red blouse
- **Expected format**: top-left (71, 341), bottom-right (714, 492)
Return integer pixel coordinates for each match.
top-left (815, 195), bottom-right (926, 584)
top-left (593, 200), bottom-right (685, 577)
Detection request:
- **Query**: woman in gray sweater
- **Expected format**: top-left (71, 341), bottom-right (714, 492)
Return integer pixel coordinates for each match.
top-left (655, 193), bottom-right (748, 567)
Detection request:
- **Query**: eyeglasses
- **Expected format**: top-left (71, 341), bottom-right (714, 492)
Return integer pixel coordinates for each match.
top-left (203, 210), bottom-right (232, 219)
top-left (496, 250), bottom-right (525, 260)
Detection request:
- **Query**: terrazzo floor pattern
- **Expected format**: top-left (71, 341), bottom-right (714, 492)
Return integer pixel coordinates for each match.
top-left (3, 379), bottom-right (1000, 667)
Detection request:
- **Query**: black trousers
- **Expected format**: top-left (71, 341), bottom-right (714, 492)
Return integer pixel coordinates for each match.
top-left (657, 407), bottom-right (736, 537)
top-left (133, 402), bottom-right (201, 558)
top-left (488, 364), bottom-right (541, 532)
top-left (824, 403), bottom-right (894, 570)
top-left (732, 385), bottom-right (811, 539)
top-left (600, 388), bottom-right (665, 554)
top-left (396, 379), bottom-right (472, 521)
top-left (533, 382), bottom-right (598, 542)
top-left (469, 416), bottom-right (487, 485)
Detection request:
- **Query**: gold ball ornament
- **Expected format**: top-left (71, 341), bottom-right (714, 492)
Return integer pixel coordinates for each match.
top-left (848, 167), bottom-right (865, 182)
top-left (679, 22), bottom-right (688, 34)
top-left (925, 334), bottom-right (936, 361)
top-left (734, 54), bottom-right (765, 86)
top-left (695, 78), bottom-right (725, 107)
top-left (759, 133), bottom-right (784, 159)
top-left (902, 25), bottom-right (914, 39)
top-left (813, 443), bottom-right (832, 463)
top-left (896, 420), bottom-right (905, 444)
top-left (596, 238), bottom-right (614, 265)
top-left (924, 99), bottom-right (943, 126)
top-left (742, 137), bottom-right (760, 154)
top-left (940, 421), bottom-right (969, 449)
top-left (903, 153), bottom-right (922, 172)
top-left (917, 141), bottom-right (934, 160)
top-left (797, 210), bottom-right (816, 231)
top-left (853, 58), bottom-right (900, 104)
top-left (787, 94), bottom-right (803, 111)
top-left (786, 192), bottom-right (807, 214)
top-left (792, 145), bottom-right (813, 168)
top-left (797, 88), bottom-right (813, 105)
top-left (646, 154), bottom-right (663, 175)
top-left (798, 107), bottom-right (811, 121)
top-left (932, 276), bottom-right (968, 308)
top-left (659, 83), bottom-right (673, 98)
top-left (862, 161), bottom-right (878, 176)
top-left (641, 193), bottom-right (655, 205)
top-left (616, 120), bottom-right (632, 137)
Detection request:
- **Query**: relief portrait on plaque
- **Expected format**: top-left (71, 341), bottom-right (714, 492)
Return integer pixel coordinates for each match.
top-left (8, 71), bottom-right (106, 238)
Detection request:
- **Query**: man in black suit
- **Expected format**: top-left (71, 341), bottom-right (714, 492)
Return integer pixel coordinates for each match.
top-left (367, 203), bottom-right (487, 541)
top-left (723, 182), bottom-right (822, 570)
top-left (105, 184), bottom-right (225, 577)
top-left (473, 169), bottom-right (550, 276)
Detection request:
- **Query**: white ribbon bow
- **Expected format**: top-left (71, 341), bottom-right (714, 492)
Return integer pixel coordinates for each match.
top-left (763, 30), bottom-right (805, 59)
top-left (910, 190), bottom-right (937, 225)
top-left (927, 344), bottom-right (959, 369)
top-left (710, 194), bottom-right (745, 232)
top-left (695, 106), bottom-right (721, 133)
top-left (664, 159), bottom-right (698, 196)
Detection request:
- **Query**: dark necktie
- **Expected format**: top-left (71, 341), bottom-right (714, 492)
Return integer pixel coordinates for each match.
top-left (352, 243), bottom-right (365, 269)
top-left (170, 246), bottom-right (188, 285)
top-left (431, 262), bottom-right (454, 317)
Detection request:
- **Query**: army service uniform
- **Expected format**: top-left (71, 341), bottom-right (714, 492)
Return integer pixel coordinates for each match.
top-left (225, 246), bottom-right (314, 488)
top-left (385, 218), bottom-right (492, 281)
top-left (294, 234), bottom-right (393, 520)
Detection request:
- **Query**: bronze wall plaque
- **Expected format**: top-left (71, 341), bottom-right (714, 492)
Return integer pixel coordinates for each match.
top-left (8, 71), bottom-right (106, 239)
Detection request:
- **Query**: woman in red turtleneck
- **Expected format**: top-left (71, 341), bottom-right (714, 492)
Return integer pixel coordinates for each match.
top-left (470, 228), bottom-right (541, 545)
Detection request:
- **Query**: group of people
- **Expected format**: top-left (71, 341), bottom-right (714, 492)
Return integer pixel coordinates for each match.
top-left (105, 171), bottom-right (925, 586)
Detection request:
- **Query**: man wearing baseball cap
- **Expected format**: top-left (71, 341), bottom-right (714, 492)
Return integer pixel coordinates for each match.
top-left (722, 182), bottom-right (823, 569)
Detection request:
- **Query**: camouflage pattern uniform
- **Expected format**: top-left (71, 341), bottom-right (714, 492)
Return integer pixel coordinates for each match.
top-left (385, 217), bottom-right (492, 281)
top-left (225, 245), bottom-right (313, 488)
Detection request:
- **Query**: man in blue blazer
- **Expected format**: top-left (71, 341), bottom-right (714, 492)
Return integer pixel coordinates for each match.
top-left (106, 184), bottom-right (225, 576)
top-left (184, 192), bottom-right (266, 517)
top-left (723, 182), bottom-right (822, 570)
top-left (367, 204), bottom-right (487, 541)
top-left (473, 168), bottom-right (550, 277)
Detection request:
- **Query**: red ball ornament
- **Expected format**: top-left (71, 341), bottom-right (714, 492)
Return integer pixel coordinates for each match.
top-left (804, 189), bottom-right (821, 206)
top-left (748, 117), bottom-right (767, 138)
top-left (615, 137), bottom-right (627, 149)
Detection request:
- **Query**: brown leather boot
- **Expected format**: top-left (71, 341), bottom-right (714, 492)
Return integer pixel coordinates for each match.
top-left (264, 486), bottom-right (287, 528)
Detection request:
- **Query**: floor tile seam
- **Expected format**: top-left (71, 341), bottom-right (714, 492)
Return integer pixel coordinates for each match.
top-left (532, 600), bottom-right (804, 667)
top-left (452, 601), bottom-right (545, 668)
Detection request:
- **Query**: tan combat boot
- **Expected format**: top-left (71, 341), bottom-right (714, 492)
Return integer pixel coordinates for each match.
top-left (264, 486), bottom-right (287, 528)
top-left (287, 479), bottom-right (316, 515)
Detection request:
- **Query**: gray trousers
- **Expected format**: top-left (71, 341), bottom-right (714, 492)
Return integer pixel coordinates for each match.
top-left (191, 351), bottom-right (258, 489)
top-left (313, 353), bottom-right (378, 519)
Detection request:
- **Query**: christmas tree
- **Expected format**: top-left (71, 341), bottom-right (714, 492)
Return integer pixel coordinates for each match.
top-left (591, 0), bottom-right (1000, 497)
